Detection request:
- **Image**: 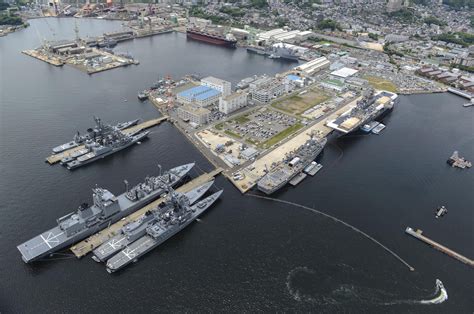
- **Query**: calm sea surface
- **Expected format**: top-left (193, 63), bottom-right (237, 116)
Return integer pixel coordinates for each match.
top-left (0, 18), bottom-right (472, 313)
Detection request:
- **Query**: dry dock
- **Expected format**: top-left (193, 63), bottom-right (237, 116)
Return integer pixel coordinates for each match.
top-left (70, 167), bottom-right (223, 258)
top-left (46, 117), bottom-right (168, 164)
top-left (405, 227), bottom-right (474, 267)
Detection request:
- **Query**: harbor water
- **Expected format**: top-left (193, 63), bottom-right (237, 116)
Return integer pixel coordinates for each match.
top-left (0, 18), bottom-right (473, 312)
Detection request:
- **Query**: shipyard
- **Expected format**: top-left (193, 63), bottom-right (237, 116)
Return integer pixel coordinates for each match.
top-left (2, 0), bottom-right (473, 312)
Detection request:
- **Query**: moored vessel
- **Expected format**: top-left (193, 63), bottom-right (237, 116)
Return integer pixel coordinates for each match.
top-left (105, 189), bottom-right (223, 273)
top-left (92, 180), bottom-right (215, 262)
top-left (52, 117), bottom-right (139, 154)
top-left (186, 28), bottom-right (237, 48)
top-left (258, 137), bottom-right (327, 195)
top-left (16, 163), bottom-right (195, 263)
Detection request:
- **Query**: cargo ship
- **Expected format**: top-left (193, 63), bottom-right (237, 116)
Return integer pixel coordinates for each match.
top-left (186, 28), bottom-right (237, 48)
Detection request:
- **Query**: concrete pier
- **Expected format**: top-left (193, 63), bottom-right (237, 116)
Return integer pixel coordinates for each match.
top-left (22, 50), bottom-right (65, 66)
top-left (46, 117), bottom-right (168, 164)
top-left (405, 227), bottom-right (474, 267)
top-left (70, 167), bottom-right (222, 258)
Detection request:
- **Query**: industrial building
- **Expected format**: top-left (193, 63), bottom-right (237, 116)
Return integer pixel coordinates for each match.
top-left (285, 74), bottom-right (305, 88)
top-left (330, 67), bottom-right (359, 79)
top-left (219, 91), bottom-right (248, 114)
top-left (176, 85), bottom-right (221, 107)
top-left (249, 76), bottom-right (286, 103)
top-left (177, 105), bottom-right (210, 126)
top-left (201, 76), bottom-right (232, 97)
top-left (294, 57), bottom-right (330, 76)
top-left (257, 28), bottom-right (314, 44)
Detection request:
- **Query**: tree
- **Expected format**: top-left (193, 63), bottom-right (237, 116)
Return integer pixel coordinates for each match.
top-left (368, 33), bottom-right (378, 40)
top-left (317, 19), bottom-right (342, 31)
top-left (423, 16), bottom-right (446, 26)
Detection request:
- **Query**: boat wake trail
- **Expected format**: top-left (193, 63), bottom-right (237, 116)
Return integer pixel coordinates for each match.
top-left (286, 266), bottom-right (448, 306)
top-left (247, 194), bottom-right (415, 271)
top-left (382, 279), bottom-right (448, 305)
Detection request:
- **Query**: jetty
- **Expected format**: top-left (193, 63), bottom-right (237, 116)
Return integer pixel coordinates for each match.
top-left (405, 227), bottom-right (474, 267)
top-left (22, 50), bottom-right (65, 66)
top-left (70, 167), bottom-right (223, 258)
top-left (45, 117), bottom-right (168, 164)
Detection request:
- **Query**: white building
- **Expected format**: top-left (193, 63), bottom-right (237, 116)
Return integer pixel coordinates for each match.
top-left (219, 91), bottom-right (248, 114)
top-left (294, 57), bottom-right (330, 76)
top-left (201, 76), bottom-right (232, 97)
top-left (177, 105), bottom-right (210, 125)
top-left (249, 77), bottom-right (286, 103)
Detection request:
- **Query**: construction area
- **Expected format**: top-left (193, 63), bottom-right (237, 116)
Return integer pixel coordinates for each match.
top-left (70, 168), bottom-right (222, 258)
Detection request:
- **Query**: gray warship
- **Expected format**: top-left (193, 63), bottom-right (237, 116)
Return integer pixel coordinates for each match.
top-left (326, 90), bottom-right (398, 135)
top-left (17, 163), bottom-right (195, 263)
top-left (258, 136), bottom-right (327, 195)
top-left (92, 180), bottom-right (215, 262)
top-left (106, 188), bottom-right (223, 273)
top-left (52, 117), bottom-right (140, 153)
top-left (63, 129), bottom-right (149, 170)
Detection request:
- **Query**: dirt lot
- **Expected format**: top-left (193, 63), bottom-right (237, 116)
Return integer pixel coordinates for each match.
top-left (271, 87), bottom-right (331, 115)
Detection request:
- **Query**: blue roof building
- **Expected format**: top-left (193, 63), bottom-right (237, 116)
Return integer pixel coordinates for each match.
top-left (177, 85), bottom-right (222, 107)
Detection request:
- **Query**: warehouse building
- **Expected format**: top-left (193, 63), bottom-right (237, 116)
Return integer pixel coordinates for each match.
top-left (294, 57), bottom-right (330, 76)
top-left (176, 85), bottom-right (221, 107)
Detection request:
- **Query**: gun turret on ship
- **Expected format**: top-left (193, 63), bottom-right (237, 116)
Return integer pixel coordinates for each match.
top-left (105, 188), bottom-right (223, 273)
top-left (17, 163), bottom-right (195, 263)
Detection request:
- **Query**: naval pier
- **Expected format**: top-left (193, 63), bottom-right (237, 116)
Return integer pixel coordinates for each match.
top-left (46, 117), bottom-right (168, 165)
top-left (70, 167), bottom-right (223, 258)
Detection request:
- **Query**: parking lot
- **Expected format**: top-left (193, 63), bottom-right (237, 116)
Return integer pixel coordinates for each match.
top-left (223, 108), bottom-right (299, 145)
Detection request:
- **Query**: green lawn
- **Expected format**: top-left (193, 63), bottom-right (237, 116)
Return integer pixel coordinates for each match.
top-left (224, 129), bottom-right (242, 139)
top-left (214, 122), bottom-right (224, 130)
top-left (232, 114), bottom-right (250, 124)
top-left (259, 123), bottom-right (303, 149)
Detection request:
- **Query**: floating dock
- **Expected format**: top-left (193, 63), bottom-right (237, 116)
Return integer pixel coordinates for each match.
top-left (405, 227), bottom-right (474, 267)
top-left (46, 117), bottom-right (168, 164)
top-left (289, 173), bottom-right (307, 186)
top-left (70, 167), bottom-right (223, 258)
top-left (304, 162), bottom-right (323, 176)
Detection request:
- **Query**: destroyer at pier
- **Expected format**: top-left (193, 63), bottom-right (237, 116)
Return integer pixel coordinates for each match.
top-left (17, 163), bottom-right (194, 263)
top-left (92, 180), bottom-right (215, 262)
top-left (106, 185), bottom-right (223, 273)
